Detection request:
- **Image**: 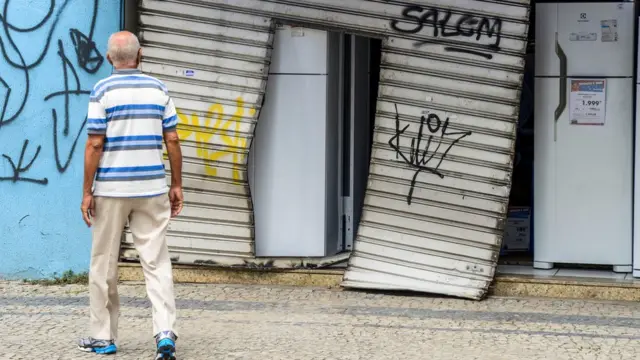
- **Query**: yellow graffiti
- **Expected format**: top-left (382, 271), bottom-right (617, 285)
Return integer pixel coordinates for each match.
top-left (174, 97), bottom-right (255, 180)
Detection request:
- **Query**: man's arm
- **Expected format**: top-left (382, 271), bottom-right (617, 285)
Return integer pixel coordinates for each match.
top-left (162, 97), bottom-right (183, 217)
top-left (83, 135), bottom-right (105, 195)
top-left (164, 131), bottom-right (182, 188)
top-left (81, 90), bottom-right (107, 226)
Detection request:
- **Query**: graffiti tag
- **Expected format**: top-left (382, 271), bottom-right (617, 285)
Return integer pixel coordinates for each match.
top-left (389, 104), bottom-right (472, 205)
top-left (176, 97), bottom-right (253, 181)
top-left (390, 5), bottom-right (502, 60)
top-left (0, 0), bottom-right (104, 185)
top-left (0, 140), bottom-right (48, 185)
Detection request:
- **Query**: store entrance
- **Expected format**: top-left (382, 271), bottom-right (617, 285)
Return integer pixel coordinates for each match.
top-left (499, 0), bottom-right (639, 280)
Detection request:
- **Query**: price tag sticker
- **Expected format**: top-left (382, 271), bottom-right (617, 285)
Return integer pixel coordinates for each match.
top-left (569, 79), bottom-right (606, 126)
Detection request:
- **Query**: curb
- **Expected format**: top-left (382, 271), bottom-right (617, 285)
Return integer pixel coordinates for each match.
top-left (119, 263), bottom-right (343, 288)
top-left (119, 263), bottom-right (640, 301)
top-left (490, 275), bottom-right (640, 301)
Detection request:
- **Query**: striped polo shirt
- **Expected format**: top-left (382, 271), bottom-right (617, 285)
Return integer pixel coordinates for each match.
top-left (86, 68), bottom-right (178, 198)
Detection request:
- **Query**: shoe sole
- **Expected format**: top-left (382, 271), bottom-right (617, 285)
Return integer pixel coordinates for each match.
top-left (78, 344), bottom-right (117, 355)
top-left (156, 345), bottom-right (176, 360)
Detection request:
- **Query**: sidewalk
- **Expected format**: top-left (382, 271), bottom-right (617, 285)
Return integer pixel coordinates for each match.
top-left (2, 281), bottom-right (640, 359)
top-left (118, 263), bottom-right (640, 302)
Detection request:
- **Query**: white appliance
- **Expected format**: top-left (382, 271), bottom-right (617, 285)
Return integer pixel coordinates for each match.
top-left (249, 25), bottom-right (341, 257)
top-left (634, 17), bottom-right (640, 278)
top-left (534, 2), bottom-right (634, 272)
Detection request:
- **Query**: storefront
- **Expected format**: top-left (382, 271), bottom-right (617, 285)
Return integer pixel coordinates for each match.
top-left (118, 0), bottom-right (639, 300)
top-left (500, 1), bottom-right (639, 282)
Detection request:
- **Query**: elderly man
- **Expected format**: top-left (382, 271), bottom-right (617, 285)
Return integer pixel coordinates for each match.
top-left (78, 31), bottom-right (182, 360)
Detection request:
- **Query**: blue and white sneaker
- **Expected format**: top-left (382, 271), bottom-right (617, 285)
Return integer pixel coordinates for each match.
top-left (78, 337), bottom-right (117, 355)
top-left (155, 331), bottom-right (177, 360)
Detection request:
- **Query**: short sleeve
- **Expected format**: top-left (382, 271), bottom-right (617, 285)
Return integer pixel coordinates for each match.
top-left (86, 87), bottom-right (107, 135)
top-left (162, 97), bottom-right (178, 132)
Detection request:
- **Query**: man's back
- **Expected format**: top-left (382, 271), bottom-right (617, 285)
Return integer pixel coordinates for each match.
top-left (80, 31), bottom-right (182, 360)
top-left (86, 69), bottom-right (178, 197)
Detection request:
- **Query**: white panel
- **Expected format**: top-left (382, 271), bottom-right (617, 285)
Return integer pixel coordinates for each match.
top-left (536, 78), bottom-right (633, 266)
top-left (270, 26), bottom-right (328, 74)
top-left (635, 20), bottom-right (640, 277)
top-left (252, 74), bottom-right (329, 257)
top-left (637, 16), bottom-right (640, 80)
top-left (126, 0), bottom-right (531, 300)
top-left (635, 86), bottom-right (640, 277)
top-left (533, 78), bottom-right (557, 266)
top-left (558, 3), bottom-right (634, 77)
top-left (534, 3), bottom-right (558, 77)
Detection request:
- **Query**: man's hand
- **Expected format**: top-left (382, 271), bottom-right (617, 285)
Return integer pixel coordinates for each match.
top-left (81, 194), bottom-right (95, 227)
top-left (169, 185), bottom-right (183, 218)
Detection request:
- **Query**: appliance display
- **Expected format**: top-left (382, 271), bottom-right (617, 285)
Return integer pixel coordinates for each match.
top-left (534, 2), bottom-right (634, 272)
top-left (249, 26), bottom-right (340, 257)
top-left (634, 17), bottom-right (640, 278)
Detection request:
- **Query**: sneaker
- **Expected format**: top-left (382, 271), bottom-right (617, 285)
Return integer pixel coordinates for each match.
top-left (77, 337), bottom-right (117, 355)
top-left (155, 331), bottom-right (177, 360)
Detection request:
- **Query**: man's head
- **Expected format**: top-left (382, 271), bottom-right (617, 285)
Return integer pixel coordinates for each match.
top-left (106, 31), bottom-right (141, 69)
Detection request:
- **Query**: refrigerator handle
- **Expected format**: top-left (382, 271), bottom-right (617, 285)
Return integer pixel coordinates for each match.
top-left (554, 32), bottom-right (567, 142)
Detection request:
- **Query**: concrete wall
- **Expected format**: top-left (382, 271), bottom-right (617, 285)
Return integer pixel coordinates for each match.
top-left (0, 0), bottom-right (121, 279)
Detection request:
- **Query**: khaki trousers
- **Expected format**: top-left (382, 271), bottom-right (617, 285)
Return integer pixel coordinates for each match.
top-left (89, 195), bottom-right (177, 341)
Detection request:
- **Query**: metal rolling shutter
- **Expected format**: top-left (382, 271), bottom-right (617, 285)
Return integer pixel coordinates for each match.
top-left (338, 0), bottom-right (530, 300)
top-left (120, 0), bottom-right (275, 263)
top-left (122, 0), bottom-right (530, 300)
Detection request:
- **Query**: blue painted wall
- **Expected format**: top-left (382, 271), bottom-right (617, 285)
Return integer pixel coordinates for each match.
top-left (0, 0), bottom-right (121, 279)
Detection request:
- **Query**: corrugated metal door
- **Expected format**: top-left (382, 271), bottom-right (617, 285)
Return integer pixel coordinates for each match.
top-left (120, 0), bottom-right (275, 263)
top-left (124, 0), bottom-right (530, 300)
top-left (339, 1), bottom-right (530, 299)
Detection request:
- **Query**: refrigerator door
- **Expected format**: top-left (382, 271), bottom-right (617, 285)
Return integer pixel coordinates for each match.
top-left (536, 78), bottom-right (633, 266)
top-left (635, 86), bottom-right (640, 277)
top-left (533, 78), bottom-right (558, 258)
top-left (637, 16), bottom-right (640, 81)
top-left (557, 3), bottom-right (634, 77)
top-left (269, 25), bottom-right (328, 74)
top-left (251, 74), bottom-right (330, 257)
top-left (534, 3), bottom-right (559, 77)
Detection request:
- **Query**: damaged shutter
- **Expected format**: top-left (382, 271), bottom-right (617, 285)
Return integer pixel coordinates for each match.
top-left (120, 0), bottom-right (274, 264)
top-left (122, 0), bottom-right (530, 300)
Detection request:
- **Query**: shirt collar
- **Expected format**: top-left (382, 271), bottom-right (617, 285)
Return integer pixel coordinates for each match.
top-left (113, 68), bottom-right (142, 75)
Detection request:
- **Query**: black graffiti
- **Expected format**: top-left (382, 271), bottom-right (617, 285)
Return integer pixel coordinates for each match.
top-left (0, 0), bottom-right (104, 183)
top-left (0, 76), bottom-right (8, 124)
top-left (0, 139), bottom-right (48, 185)
top-left (45, 39), bottom-right (90, 173)
top-left (71, 29), bottom-right (104, 74)
top-left (0, 0), bottom-right (71, 128)
top-left (389, 104), bottom-right (471, 205)
top-left (390, 5), bottom-right (502, 59)
top-left (70, 0), bottom-right (103, 74)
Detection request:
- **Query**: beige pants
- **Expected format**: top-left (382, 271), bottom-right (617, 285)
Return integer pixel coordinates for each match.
top-left (89, 195), bottom-right (177, 341)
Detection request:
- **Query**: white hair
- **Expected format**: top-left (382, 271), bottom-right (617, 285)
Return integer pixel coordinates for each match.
top-left (107, 32), bottom-right (140, 66)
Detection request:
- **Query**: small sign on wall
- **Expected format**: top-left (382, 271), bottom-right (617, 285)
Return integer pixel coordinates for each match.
top-left (569, 79), bottom-right (606, 126)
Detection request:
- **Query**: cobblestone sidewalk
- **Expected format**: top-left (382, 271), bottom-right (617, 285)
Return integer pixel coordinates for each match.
top-left (2, 281), bottom-right (640, 359)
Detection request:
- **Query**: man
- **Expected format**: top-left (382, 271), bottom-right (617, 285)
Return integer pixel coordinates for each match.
top-left (78, 31), bottom-right (183, 360)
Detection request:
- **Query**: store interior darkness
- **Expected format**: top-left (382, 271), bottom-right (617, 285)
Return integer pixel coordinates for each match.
top-left (499, 17), bottom-right (535, 265)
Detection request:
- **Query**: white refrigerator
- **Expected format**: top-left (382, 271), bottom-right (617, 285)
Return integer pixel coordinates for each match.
top-left (249, 25), bottom-right (341, 257)
top-left (534, 2), bottom-right (634, 272)
top-left (634, 17), bottom-right (640, 278)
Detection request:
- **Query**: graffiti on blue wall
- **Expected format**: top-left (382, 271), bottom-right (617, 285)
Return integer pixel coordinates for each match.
top-left (0, 0), bottom-right (120, 278)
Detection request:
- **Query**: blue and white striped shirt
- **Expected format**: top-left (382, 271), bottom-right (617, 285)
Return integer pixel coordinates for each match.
top-left (87, 69), bottom-right (178, 197)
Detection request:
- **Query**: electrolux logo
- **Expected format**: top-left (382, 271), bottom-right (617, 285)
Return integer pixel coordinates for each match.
top-left (578, 12), bottom-right (589, 23)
